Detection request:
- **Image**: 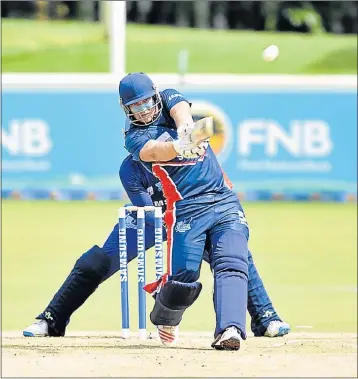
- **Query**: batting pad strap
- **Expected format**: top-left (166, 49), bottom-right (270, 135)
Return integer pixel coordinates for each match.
top-left (150, 281), bottom-right (202, 326)
top-left (143, 273), bottom-right (168, 296)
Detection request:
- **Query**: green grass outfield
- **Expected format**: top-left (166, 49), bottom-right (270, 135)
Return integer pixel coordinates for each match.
top-left (2, 19), bottom-right (357, 74)
top-left (2, 200), bottom-right (357, 334)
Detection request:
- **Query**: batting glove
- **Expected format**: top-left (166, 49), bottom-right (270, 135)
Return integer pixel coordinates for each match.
top-left (176, 123), bottom-right (196, 144)
top-left (173, 139), bottom-right (209, 159)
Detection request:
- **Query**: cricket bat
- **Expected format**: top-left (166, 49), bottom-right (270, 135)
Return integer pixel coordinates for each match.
top-left (190, 117), bottom-right (214, 144)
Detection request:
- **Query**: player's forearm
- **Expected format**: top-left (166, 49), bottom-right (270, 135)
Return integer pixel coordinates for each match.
top-left (139, 140), bottom-right (178, 162)
top-left (170, 101), bottom-right (194, 127)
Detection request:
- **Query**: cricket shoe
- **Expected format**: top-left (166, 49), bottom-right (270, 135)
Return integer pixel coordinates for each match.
top-left (157, 325), bottom-right (179, 347)
top-left (211, 326), bottom-right (241, 351)
top-left (264, 320), bottom-right (291, 337)
top-left (23, 320), bottom-right (49, 337)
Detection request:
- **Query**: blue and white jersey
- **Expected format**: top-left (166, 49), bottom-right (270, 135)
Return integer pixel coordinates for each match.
top-left (119, 154), bottom-right (166, 211)
top-left (124, 88), bottom-right (232, 204)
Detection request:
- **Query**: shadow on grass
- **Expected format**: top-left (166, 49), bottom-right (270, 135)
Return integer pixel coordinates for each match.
top-left (303, 46), bottom-right (357, 74)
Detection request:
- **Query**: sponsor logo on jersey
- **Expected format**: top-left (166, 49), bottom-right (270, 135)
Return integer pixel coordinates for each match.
top-left (168, 93), bottom-right (183, 101)
top-left (147, 186), bottom-right (154, 196)
top-left (155, 182), bottom-right (163, 192)
top-left (175, 218), bottom-right (192, 233)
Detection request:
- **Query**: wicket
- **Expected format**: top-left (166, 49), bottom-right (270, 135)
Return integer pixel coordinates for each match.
top-left (118, 205), bottom-right (164, 339)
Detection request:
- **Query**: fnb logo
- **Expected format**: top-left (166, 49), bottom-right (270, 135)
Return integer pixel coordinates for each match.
top-left (238, 120), bottom-right (333, 157)
top-left (2, 119), bottom-right (52, 156)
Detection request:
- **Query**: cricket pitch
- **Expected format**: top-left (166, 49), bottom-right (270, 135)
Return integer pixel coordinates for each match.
top-left (2, 331), bottom-right (357, 377)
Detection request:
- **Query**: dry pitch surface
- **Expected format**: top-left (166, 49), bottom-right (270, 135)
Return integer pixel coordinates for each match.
top-left (2, 331), bottom-right (357, 377)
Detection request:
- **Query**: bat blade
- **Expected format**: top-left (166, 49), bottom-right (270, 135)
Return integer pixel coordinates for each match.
top-left (190, 117), bottom-right (214, 143)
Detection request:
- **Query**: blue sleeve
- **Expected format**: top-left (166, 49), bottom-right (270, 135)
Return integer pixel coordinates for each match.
top-left (161, 88), bottom-right (190, 113)
top-left (119, 160), bottom-right (155, 226)
top-left (123, 119), bottom-right (131, 135)
top-left (124, 128), bottom-right (152, 161)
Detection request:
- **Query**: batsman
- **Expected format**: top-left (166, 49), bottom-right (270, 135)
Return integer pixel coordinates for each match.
top-left (24, 73), bottom-right (290, 350)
